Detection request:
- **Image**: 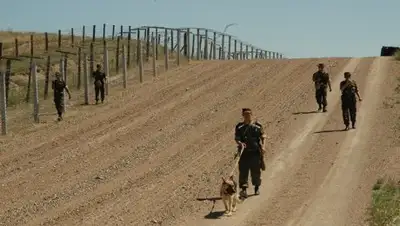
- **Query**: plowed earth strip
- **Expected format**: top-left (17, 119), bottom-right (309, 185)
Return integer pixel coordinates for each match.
top-left (25, 60), bottom-right (298, 226)
top-left (2, 61), bottom-right (282, 224)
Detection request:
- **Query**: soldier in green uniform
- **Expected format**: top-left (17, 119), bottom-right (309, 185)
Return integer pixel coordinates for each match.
top-left (52, 72), bottom-right (71, 121)
top-left (340, 72), bottom-right (362, 130)
top-left (92, 64), bottom-right (107, 104)
top-left (234, 108), bottom-right (266, 198)
top-left (312, 63), bottom-right (332, 112)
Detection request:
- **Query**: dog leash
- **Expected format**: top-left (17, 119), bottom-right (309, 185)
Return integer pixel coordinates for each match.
top-left (229, 145), bottom-right (245, 177)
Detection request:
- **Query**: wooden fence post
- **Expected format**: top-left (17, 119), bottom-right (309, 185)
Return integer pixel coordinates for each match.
top-left (71, 28), bottom-right (74, 47)
top-left (102, 23), bottom-right (106, 40)
top-left (127, 25), bottom-right (131, 68)
top-left (122, 45), bottom-right (127, 88)
top-left (112, 25), bottom-right (115, 40)
top-left (176, 29), bottom-right (180, 66)
top-left (92, 25), bottom-right (96, 42)
top-left (240, 42), bottom-right (243, 60)
top-left (77, 47), bottom-right (81, 89)
top-left (116, 37), bottom-right (120, 74)
top-left (152, 37), bottom-right (157, 77)
top-left (32, 62), bottom-right (39, 123)
top-left (136, 28), bottom-right (140, 64)
top-left (164, 28), bottom-right (169, 71)
top-left (82, 25), bottom-right (86, 46)
top-left (0, 70), bottom-right (7, 135)
top-left (186, 28), bottom-right (191, 62)
top-left (83, 53), bottom-right (89, 105)
top-left (155, 28), bottom-right (159, 60)
top-left (14, 38), bottom-right (19, 57)
top-left (213, 32), bottom-right (217, 60)
top-left (5, 60), bottom-right (10, 103)
top-left (234, 40), bottom-right (237, 59)
top-left (44, 55), bottom-right (50, 99)
top-left (146, 27), bottom-right (150, 61)
top-left (170, 29), bottom-right (174, 53)
top-left (191, 33), bottom-right (195, 59)
top-left (228, 36), bottom-right (231, 60)
top-left (204, 30), bottom-right (208, 60)
top-left (103, 41), bottom-right (109, 95)
top-left (58, 30), bottom-right (61, 48)
top-left (90, 42), bottom-right (94, 77)
top-left (138, 40), bottom-right (143, 83)
top-left (196, 29), bottom-right (201, 60)
top-left (25, 35), bottom-right (34, 103)
top-left (221, 34), bottom-right (225, 60)
top-left (59, 58), bottom-right (66, 112)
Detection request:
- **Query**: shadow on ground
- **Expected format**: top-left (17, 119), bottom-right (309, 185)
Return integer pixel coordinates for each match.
top-left (201, 194), bottom-right (257, 219)
top-left (314, 129), bottom-right (345, 133)
top-left (292, 110), bottom-right (319, 115)
top-left (204, 211), bottom-right (225, 219)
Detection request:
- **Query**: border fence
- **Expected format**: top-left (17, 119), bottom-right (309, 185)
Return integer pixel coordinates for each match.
top-left (0, 24), bottom-right (284, 135)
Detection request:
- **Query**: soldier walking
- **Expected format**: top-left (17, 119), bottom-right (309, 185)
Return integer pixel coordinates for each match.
top-left (312, 63), bottom-right (332, 112)
top-left (92, 64), bottom-right (107, 104)
top-left (52, 72), bottom-right (71, 121)
top-left (340, 72), bottom-right (362, 130)
top-left (234, 108), bottom-right (266, 198)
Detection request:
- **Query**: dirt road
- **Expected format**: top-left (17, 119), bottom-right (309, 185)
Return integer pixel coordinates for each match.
top-left (0, 57), bottom-right (398, 226)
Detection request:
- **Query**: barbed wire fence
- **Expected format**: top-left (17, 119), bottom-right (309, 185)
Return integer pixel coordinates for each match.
top-left (0, 24), bottom-right (284, 135)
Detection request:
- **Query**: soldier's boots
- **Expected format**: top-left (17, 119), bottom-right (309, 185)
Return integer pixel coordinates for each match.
top-left (322, 106), bottom-right (327, 112)
top-left (352, 122), bottom-right (356, 129)
top-left (240, 187), bottom-right (260, 198)
top-left (240, 189), bottom-right (248, 199)
top-left (317, 105), bottom-right (322, 112)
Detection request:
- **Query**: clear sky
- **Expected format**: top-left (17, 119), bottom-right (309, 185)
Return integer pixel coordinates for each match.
top-left (0, 0), bottom-right (398, 58)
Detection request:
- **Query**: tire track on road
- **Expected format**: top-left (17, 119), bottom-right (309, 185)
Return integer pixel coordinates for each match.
top-left (291, 57), bottom-right (388, 226)
top-left (193, 58), bottom-right (361, 226)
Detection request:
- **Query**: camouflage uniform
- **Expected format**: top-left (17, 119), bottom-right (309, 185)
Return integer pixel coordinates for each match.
top-left (312, 71), bottom-right (330, 111)
top-left (92, 69), bottom-right (106, 104)
top-left (340, 79), bottom-right (359, 128)
top-left (52, 79), bottom-right (66, 120)
top-left (234, 121), bottom-right (265, 196)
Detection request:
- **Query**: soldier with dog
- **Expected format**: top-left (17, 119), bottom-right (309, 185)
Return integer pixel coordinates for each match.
top-left (234, 108), bottom-right (266, 198)
top-left (92, 64), bottom-right (107, 104)
top-left (312, 63), bottom-right (332, 112)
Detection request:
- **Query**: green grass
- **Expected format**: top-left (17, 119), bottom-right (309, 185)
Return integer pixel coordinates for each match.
top-left (367, 177), bottom-right (400, 226)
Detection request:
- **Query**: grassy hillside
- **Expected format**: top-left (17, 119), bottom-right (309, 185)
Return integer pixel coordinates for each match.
top-left (0, 30), bottom-right (180, 106)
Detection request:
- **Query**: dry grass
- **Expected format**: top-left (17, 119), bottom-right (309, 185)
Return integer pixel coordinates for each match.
top-left (394, 50), bottom-right (400, 61)
top-left (0, 30), bottom-right (178, 106)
